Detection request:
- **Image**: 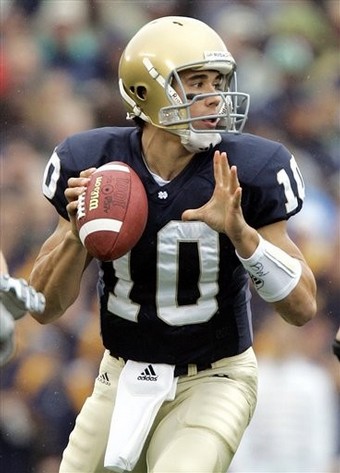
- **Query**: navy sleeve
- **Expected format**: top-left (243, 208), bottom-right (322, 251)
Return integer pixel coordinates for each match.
top-left (42, 139), bottom-right (73, 220)
top-left (233, 139), bottom-right (304, 229)
top-left (42, 127), bottom-right (137, 220)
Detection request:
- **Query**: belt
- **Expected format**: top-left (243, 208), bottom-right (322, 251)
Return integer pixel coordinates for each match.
top-left (174, 361), bottom-right (213, 377)
top-left (110, 353), bottom-right (213, 377)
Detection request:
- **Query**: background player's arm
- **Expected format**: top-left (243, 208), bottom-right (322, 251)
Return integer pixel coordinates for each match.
top-left (1, 250), bottom-right (46, 365)
top-left (29, 171), bottom-right (94, 324)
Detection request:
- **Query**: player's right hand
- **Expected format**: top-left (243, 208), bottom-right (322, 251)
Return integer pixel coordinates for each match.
top-left (64, 168), bottom-right (96, 238)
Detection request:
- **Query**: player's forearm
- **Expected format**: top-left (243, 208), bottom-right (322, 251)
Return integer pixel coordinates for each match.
top-left (235, 228), bottom-right (317, 326)
top-left (29, 231), bottom-right (89, 324)
top-left (272, 262), bottom-right (317, 326)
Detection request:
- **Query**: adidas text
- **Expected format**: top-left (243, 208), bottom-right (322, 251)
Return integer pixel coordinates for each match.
top-left (137, 375), bottom-right (158, 381)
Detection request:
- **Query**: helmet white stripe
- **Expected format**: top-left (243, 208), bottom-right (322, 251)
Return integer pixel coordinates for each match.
top-left (143, 58), bottom-right (183, 106)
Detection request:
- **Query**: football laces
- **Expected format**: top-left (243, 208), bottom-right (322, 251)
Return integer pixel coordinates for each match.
top-left (77, 192), bottom-right (86, 219)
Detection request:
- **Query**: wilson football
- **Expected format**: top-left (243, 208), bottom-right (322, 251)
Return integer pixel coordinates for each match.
top-left (76, 162), bottom-right (148, 261)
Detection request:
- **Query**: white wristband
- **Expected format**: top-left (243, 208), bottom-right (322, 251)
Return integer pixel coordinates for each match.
top-left (236, 235), bottom-right (302, 303)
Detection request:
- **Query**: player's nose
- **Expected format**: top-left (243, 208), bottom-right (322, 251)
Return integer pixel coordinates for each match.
top-left (205, 92), bottom-right (222, 109)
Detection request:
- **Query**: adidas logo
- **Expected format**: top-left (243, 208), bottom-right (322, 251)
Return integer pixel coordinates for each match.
top-left (137, 364), bottom-right (158, 381)
top-left (97, 372), bottom-right (111, 386)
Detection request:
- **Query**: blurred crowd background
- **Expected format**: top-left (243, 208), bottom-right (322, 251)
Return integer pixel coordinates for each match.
top-left (0, 1), bottom-right (339, 472)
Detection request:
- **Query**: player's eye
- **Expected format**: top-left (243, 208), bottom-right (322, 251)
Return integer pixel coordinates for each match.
top-left (186, 93), bottom-right (198, 101)
top-left (189, 80), bottom-right (204, 89)
top-left (213, 76), bottom-right (224, 91)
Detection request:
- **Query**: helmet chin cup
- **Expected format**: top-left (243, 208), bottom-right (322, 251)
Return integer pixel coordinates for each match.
top-left (172, 129), bottom-right (222, 153)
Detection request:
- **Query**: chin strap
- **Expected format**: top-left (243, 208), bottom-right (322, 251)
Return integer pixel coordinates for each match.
top-left (172, 129), bottom-right (222, 153)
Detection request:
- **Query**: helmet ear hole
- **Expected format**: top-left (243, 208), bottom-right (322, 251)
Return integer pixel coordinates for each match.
top-left (136, 86), bottom-right (147, 100)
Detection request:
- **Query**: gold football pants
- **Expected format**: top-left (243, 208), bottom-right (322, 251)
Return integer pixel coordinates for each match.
top-left (60, 348), bottom-right (258, 473)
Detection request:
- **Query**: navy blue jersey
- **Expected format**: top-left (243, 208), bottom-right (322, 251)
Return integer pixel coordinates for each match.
top-left (42, 127), bottom-right (305, 365)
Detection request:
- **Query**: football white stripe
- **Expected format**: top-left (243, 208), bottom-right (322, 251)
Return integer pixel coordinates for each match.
top-left (98, 163), bottom-right (130, 173)
top-left (79, 219), bottom-right (122, 244)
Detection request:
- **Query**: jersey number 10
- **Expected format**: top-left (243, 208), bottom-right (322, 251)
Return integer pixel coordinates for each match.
top-left (277, 155), bottom-right (305, 212)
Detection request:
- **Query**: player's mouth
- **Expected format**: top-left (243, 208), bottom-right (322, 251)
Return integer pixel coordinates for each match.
top-left (200, 117), bottom-right (220, 129)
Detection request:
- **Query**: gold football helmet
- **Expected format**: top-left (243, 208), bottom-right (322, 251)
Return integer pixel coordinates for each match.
top-left (118, 16), bottom-right (249, 151)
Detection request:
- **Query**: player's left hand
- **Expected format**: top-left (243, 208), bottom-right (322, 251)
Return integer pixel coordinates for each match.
top-left (0, 274), bottom-right (46, 320)
top-left (182, 151), bottom-right (248, 241)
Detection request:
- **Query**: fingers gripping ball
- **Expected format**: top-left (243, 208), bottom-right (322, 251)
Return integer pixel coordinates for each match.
top-left (76, 162), bottom-right (148, 261)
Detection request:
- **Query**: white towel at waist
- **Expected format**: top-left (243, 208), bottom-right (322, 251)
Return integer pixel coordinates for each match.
top-left (104, 360), bottom-right (177, 472)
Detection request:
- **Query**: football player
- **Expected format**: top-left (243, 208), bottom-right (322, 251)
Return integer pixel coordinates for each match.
top-left (0, 251), bottom-right (45, 366)
top-left (29, 17), bottom-right (317, 473)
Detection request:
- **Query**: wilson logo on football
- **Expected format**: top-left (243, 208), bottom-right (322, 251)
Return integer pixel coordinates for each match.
top-left (89, 176), bottom-right (103, 210)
